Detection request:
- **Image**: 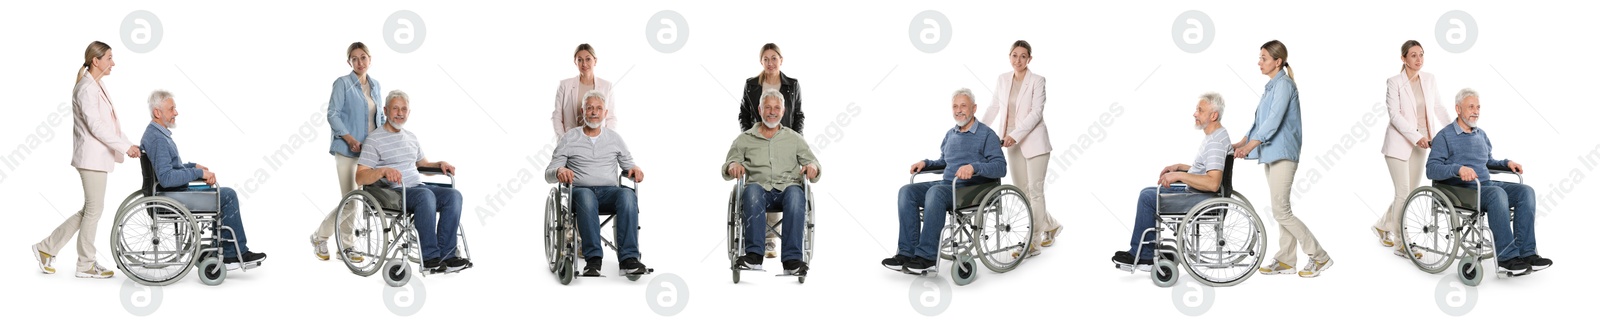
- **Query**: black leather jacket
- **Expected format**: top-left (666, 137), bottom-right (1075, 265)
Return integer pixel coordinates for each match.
top-left (738, 72), bottom-right (803, 133)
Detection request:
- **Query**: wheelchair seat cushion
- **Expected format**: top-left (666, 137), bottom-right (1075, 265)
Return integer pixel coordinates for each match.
top-left (155, 189), bottom-right (220, 213)
top-left (953, 182), bottom-right (1002, 210)
top-left (1431, 182), bottom-right (1481, 211)
top-left (365, 186), bottom-right (405, 212)
top-left (1156, 191), bottom-right (1222, 215)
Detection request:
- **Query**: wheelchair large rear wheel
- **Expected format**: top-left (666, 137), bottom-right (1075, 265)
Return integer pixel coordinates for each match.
top-left (974, 185), bottom-right (1032, 273)
top-left (112, 196), bottom-right (200, 286)
top-left (1399, 186), bottom-right (1461, 274)
top-left (335, 190), bottom-right (387, 277)
top-left (544, 187), bottom-right (563, 273)
top-left (1176, 197), bottom-right (1265, 287)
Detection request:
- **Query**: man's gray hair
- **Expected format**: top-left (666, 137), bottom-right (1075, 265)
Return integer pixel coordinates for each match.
top-left (1455, 88), bottom-right (1478, 105)
top-left (952, 88), bottom-right (975, 103)
top-left (385, 90), bottom-right (410, 107)
top-left (148, 89), bottom-right (173, 115)
top-left (582, 89), bottom-right (607, 108)
top-left (1200, 92), bottom-right (1225, 119)
top-left (759, 88), bottom-right (785, 109)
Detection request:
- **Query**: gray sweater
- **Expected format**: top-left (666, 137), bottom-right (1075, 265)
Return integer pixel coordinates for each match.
top-left (545, 127), bottom-right (636, 187)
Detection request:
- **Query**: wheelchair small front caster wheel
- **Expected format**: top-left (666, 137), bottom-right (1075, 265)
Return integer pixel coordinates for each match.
top-left (383, 260), bottom-right (410, 288)
top-left (199, 256), bottom-right (226, 286)
top-left (1152, 259), bottom-right (1179, 288)
top-left (952, 255), bottom-right (979, 286)
top-left (1458, 260), bottom-right (1483, 286)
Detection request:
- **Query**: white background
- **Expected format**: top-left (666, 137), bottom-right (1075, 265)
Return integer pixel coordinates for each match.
top-left (1, 0), bottom-right (1593, 324)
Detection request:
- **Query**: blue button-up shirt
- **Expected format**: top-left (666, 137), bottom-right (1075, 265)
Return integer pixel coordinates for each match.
top-left (1426, 122), bottom-right (1510, 187)
top-left (923, 121), bottom-right (1007, 188)
top-left (1244, 70), bottom-right (1302, 164)
top-left (140, 122), bottom-right (203, 189)
top-left (327, 72), bottom-right (386, 157)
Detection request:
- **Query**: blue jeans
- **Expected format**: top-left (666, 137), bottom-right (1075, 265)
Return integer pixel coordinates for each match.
top-left (1127, 186), bottom-right (1194, 260)
top-left (571, 186), bottom-right (641, 261)
top-left (742, 183), bottom-right (806, 262)
top-left (1479, 180), bottom-right (1538, 258)
top-left (405, 184), bottom-right (462, 261)
top-left (897, 181), bottom-right (953, 261)
top-left (216, 187), bottom-right (250, 258)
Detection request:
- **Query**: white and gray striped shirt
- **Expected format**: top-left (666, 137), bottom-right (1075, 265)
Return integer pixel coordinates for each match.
top-left (1189, 127), bottom-right (1231, 175)
top-left (359, 127), bottom-right (426, 188)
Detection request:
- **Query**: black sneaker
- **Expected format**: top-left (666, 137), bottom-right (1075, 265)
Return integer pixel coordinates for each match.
top-left (782, 260), bottom-right (808, 276)
top-left (882, 255), bottom-right (910, 271)
top-left (444, 257), bottom-right (472, 273)
top-left (1497, 257), bottom-right (1530, 275)
top-left (582, 257), bottom-right (603, 277)
top-left (903, 257), bottom-right (935, 275)
top-left (423, 259), bottom-right (446, 274)
top-left (223, 252), bottom-right (267, 270)
top-left (620, 257), bottom-right (649, 275)
top-left (1523, 254), bottom-right (1552, 271)
top-left (736, 252), bottom-right (764, 270)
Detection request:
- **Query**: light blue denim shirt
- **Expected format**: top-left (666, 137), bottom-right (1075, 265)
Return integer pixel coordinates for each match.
top-left (1244, 70), bottom-right (1302, 164)
top-left (327, 72), bottom-right (386, 157)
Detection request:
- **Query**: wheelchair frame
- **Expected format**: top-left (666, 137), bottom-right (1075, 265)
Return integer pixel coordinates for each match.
top-left (543, 172), bottom-right (652, 285)
top-left (909, 168), bottom-right (1034, 286)
top-left (726, 173), bottom-right (815, 284)
top-left (111, 149), bottom-right (250, 286)
top-left (1399, 169), bottom-right (1523, 286)
top-left (334, 166), bottom-right (470, 287)
top-left (1128, 155), bottom-right (1267, 288)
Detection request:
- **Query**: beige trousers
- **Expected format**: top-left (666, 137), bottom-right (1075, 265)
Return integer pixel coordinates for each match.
top-left (1375, 147), bottom-right (1427, 238)
top-left (314, 155), bottom-right (359, 247)
top-left (1006, 148), bottom-right (1060, 246)
top-left (36, 168), bottom-right (109, 272)
top-left (1264, 160), bottom-right (1329, 265)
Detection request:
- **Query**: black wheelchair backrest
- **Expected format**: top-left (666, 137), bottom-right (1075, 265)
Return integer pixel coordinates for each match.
top-left (1218, 154), bottom-right (1236, 196)
top-left (137, 148), bottom-right (158, 197)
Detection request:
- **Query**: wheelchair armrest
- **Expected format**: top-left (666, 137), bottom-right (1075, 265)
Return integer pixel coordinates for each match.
top-left (419, 166), bottom-right (449, 175)
top-left (1488, 169), bottom-right (1523, 184)
top-left (909, 169), bottom-right (945, 183)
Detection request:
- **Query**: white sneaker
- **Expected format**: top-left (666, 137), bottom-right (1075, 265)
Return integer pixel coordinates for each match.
top-left (1372, 227), bottom-right (1394, 247)
top-left (1394, 247), bottom-right (1422, 260)
top-left (764, 238), bottom-right (778, 259)
top-left (310, 235), bottom-right (330, 261)
top-left (75, 263), bottom-right (114, 279)
top-left (1258, 261), bottom-right (1295, 275)
top-left (1299, 259), bottom-right (1333, 278)
top-left (31, 244), bottom-right (55, 274)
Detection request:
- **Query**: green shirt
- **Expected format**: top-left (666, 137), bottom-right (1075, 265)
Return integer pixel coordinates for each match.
top-left (722, 126), bottom-right (821, 191)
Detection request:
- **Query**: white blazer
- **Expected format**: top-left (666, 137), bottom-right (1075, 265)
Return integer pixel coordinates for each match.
top-left (1381, 71), bottom-right (1451, 160)
top-left (980, 71), bottom-right (1052, 158)
top-left (552, 76), bottom-right (617, 138)
top-left (71, 72), bottom-right (135, 172)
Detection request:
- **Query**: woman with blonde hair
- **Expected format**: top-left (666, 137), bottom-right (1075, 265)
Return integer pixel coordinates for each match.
top-left (30, 41), bottom-right (140, 278)
top-left (1235, 40), bottom-right (1334, 278)
top-left (310, 42), bottom-right (384, 263)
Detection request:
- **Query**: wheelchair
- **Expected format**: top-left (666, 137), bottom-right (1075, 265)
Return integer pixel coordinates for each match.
top-left (332, 166), bottom-right (471, 287)
top-left (543, 172), bottom-right (654, 285)
top-left (1399, 169), bottom-right (1523, 286)
top-left (726, 174), bottom-right (814, 284)
top-left (908, 169), bottom-right (1033, 286)
top-left (1126, 155), bottom-right (1267, 288)
top-left (111, 149), bottom-right (250, 286)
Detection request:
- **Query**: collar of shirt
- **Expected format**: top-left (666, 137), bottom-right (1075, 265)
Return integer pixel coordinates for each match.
top-left (1447, 121), bottom-right (1477, 135)
top-left (949, 121), bottom-right (980, 134)
top-left (148, 121), bottom-right (172, 138)
top-left (744, 125), bottom-right (791, 140)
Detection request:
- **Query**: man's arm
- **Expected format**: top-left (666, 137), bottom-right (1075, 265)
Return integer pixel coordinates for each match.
top-left (1176, 170), bottom-right (1224, 193)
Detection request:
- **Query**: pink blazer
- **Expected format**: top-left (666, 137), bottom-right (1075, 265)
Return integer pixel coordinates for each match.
top-left (1381, 71), bottom-right (1451, 160)
top-left (980, 71), bottom-right (1052, 158)
top-left (71, 73), bottom-right (135, 172)
top-left (551, 76), bottom-right (617, 137)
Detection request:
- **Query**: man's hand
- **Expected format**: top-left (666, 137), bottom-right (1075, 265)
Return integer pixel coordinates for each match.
top-left (955, 164), bottom-right (975, 180)
top-left (1158, 171), bottom-right (1183, 188)
top-left (1458, 165), bottom-right (1478, 182)
top-left (202, 170), bottom-right (217, 186)
top-left (910, 161), bottom-right (926, 174)
top-left (627, 166), bottom-right (645, 183)
top-left (727, 162), bottom-right (746, 179)
top-left (438, 161), bottom-right (456, 176)
top-left (557, 167), bottom-right (575, 184)
top-left (801, 164), bottom-right (818, 180)
top-left (1507, 161), bottom-right (1523, 174)
top-left (383, 167), bottom-right (403, 184)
